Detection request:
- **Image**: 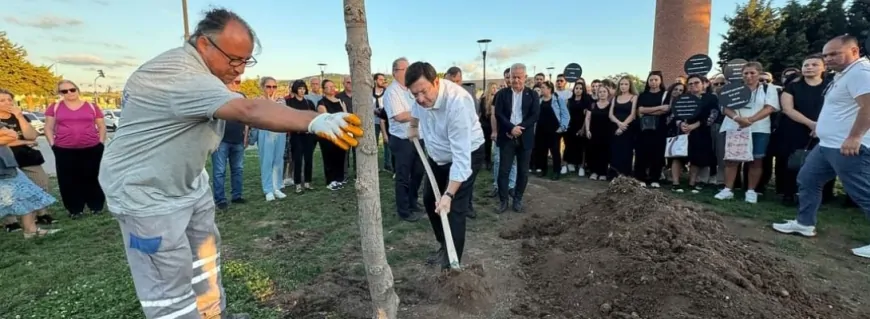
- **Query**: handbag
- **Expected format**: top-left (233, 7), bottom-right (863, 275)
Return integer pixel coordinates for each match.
top-left (664, 134), bottom-right (689, 158)
top-left (14, 145), bottom-right (45, 167)
top-left (724, 129), bottom-right (754, 162)
top-left (787, 139), bottom-right (816, 170)
top-left (640, 91), bottom-right (668, 131)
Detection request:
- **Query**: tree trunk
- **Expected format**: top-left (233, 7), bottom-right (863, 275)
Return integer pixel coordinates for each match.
top-left (342, 1), bottom-right (400, 318)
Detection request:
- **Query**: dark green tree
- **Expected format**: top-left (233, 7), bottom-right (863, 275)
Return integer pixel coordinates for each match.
top-left (803, 0), bottom-right (830, 52)
top-left (771, 0), bottom-right (810, 74)
top-left (0, 32), bottom-right (59, 97)
top-left (819, 0), bottom-right (850, 44)
top-left (847, 0), bottom-right (870, 54)
top-left (603, 73), bottom-right (645, 93)
top-left (718, 0), bottom-right (780, 70)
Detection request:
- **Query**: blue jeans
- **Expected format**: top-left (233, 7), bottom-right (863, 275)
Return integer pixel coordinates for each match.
top-left (492, 145), bottom-right (516, 189)
top-left (797, 146), bottom-right (870, 226)
top-left (257, 130), bottom-right (286, 195)
top-left (211, 142), bottom-right (245, 204)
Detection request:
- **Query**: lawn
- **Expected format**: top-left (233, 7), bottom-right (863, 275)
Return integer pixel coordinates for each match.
top-left (1, 149), bottom-right (868, 318)
top-left (0, 148), bottom-right (500, 318)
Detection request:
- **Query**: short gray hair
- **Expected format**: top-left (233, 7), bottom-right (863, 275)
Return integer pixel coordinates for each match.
top-left (259, 76), bottom-right (277, 89)
top-left (510, 63), bottom-right (527, 75)
top-left (392, 57), bottom-right (408, 72)
top-left (445, 66), bottom-right (461, 78)
top-left (188, 7), bottom-right (261, 54)
top-left (57, 79), bottom-right (80, 92)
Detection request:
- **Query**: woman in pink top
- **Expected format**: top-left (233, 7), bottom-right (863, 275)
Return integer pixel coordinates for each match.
top-left (45, 80), bottom-right (107, 219)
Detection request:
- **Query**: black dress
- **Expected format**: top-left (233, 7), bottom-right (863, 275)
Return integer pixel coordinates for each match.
top-left (634, 90), bottom-right (667, 183)
top-left (564, 95), bottom-right (591, 166)
top-left (775, 78), bottom-right (832, 197)
top-left (684, 93), bottom-right (718, 168)
top-left (587, 101), bottom-right (612, 177)
top-left (609, 96), bottom-right (635, 178)
top-left (533, 98), bottom-right (561, 175)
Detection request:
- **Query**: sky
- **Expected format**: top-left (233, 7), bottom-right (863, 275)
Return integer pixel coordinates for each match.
top-left (4, 0), bottom-right (789, 90)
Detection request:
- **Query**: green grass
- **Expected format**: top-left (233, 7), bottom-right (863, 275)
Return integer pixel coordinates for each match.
top-left (0, 148), bottom-right (499, 318)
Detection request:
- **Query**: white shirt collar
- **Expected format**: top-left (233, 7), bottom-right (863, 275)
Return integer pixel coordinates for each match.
top-left (429, 80), bottom-right (447, 110)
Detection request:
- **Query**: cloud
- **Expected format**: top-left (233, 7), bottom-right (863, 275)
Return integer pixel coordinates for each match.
top-left (448, 41), bottom-right (545, 79)
top-left (47, 36), bottom-right (127, 50)
top-left (4, 15), bottom-right (83, 29)
top-left (487, 41), bottom-right (546, 63)
top-left (54, 54), bottom-right (138, 69)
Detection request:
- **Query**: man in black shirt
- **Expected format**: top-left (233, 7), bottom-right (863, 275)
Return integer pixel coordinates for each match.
top-left (211, 75), bottom-right (248, 210)
top-left (336, 76), bottom-right (356, 177)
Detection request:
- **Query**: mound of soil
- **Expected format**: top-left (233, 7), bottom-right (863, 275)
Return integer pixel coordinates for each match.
top-left (503, 177), bottom-right (850, 319)
top-left (432, 264), bottom-right (494, 314)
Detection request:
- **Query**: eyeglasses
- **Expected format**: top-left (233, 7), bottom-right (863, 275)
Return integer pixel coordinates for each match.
top-left (712, 82), bottom-right (724, 87)
top-left (59, 88), bottom-right (78, 94)
top-left (265, 85), bottom-right (277, 89)
top-left (205, 37), bottom-right (257, 67)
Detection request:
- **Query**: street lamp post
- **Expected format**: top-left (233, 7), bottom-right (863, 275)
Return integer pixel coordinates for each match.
top-left (94, 69), bottom-right (105, 103)
top-left (317, 63), bottom-right (327, 81)
top-left (477, 39), bottom-right (492, 99)
top-left (546, 66), bottom-right (555, 81)
top-left (182, 0), bottom-right (190, 39)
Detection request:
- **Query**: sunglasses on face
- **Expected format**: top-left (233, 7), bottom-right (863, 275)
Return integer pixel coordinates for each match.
top-left (59, 88), bottom-right (77, 94)
top-left (265, 85), bottom-right (277, 89)
top-left (712, 82), bottom-right (724, 87)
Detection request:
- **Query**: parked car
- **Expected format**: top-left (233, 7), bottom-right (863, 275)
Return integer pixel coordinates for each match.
top-left (104, 109), bottom-right (121, 131)
top-left (22, 112), bottom-right (45, 135)
top-left (30, 111), bottom-right (45, 122)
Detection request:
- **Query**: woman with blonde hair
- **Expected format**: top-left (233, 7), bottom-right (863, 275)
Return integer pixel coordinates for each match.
top-left (0, 89), bottom-right (56, 231)
top-left (256, 76), bottom-right (288, 201)
top-left (608, 76), bottom-right (638, 179)
top-left (44, 79), bottom-right (106, 219)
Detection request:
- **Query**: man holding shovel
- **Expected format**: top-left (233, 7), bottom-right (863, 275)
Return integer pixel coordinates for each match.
top-left (405, 61), bottom-right (485, 269)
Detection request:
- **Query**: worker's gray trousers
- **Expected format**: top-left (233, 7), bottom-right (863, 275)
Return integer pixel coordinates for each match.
top-left (115, 193), bottom-right (225, 319)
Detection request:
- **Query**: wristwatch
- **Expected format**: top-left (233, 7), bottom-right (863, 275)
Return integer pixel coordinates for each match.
top-left (444, 192), bottom-right (454, 199)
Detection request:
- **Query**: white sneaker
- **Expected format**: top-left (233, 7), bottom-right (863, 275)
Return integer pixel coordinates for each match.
top-left (273, 190), bottom-right (287, 199)
top-left (589, 173), bottom-right (598, 180)
top-left (771, 220), bottom-right (816, 237)
top-left (745, 190), bottom-right (758, 204)
top-left (535, 169), bottom-right (542, 173)
top-left (639, 182), bottom-right (647, 188)
top-left (283, 178), bottom-right (294, 187)
top-left (567, 164), bottom-right (576, 172)
top-left (265, 193), bottom-right (275, 202)
top-left (851, 244), bottom-right (870, 259)
top-left (650, 182), bottom-right (661, 188)
top-left (714, 188), bottom-right (734, 200)
top-left (577, 168), bottom-right (586, 177)
top-left (598, 175), bottom-right (607, 181)
top-left (560, 166), bottom-right (568, 175)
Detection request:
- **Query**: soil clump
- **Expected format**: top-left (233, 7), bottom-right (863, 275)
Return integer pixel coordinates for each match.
top-left (503, 177), bottom-right (851, 319)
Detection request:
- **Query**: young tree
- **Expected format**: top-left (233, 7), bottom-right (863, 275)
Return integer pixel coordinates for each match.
top-left (341, 0), bottom-right (400, 318)
top-left (718, 0), bottom-right (780, 67)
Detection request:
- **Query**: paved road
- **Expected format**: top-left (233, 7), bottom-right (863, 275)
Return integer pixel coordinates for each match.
top-left (36, 133), bottom-right (115, 176)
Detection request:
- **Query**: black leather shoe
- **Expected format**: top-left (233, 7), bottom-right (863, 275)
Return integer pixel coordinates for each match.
top-left (400, 213), bottom-right (420, 222)
top-left (496, 201), bottom-right (509, 214)
top-left (467, 206), bottom-right (477, 219)
top-left (512, 199), bottom-right (524, 212)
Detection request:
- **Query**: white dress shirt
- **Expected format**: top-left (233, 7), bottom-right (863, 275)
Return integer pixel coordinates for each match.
top-left (383, 81), bottom-right (416, 139)
top-left (411, 80), bottom-right (485, 183)
top-left (510, 89), bottom-right (523, 125)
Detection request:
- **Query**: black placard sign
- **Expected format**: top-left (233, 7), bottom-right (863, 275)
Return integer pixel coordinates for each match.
top-left (724, 58), bottom-right (748, 83)
top-left (563, 63), bottom-right (583, 82)
top-left (683, 54), bottom-right (713, 76)
top-left (718, 82), bottom-right (752, 110)
top-left (672, 94), bottom-right (702, 120)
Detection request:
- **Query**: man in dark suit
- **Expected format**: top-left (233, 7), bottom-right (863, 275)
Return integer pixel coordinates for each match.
top-left (494, 63), bottom-right (540, 213)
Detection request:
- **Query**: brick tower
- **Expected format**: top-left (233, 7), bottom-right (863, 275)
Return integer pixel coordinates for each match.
top-left (651, 0), bottom-right (713, 82)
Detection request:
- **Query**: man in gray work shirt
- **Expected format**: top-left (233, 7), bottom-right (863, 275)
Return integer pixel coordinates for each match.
top-left (99, 8), bottom-right (362, 319)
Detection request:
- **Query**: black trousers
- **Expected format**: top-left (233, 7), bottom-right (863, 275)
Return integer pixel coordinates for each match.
top-left (562, 131), bottom-right (584, 166)
top-left (290, 134), bottom-right (316, 184)
top-left (532, 130), bottom-right (562, 175)
top-left (320, 139), bottom-right (346, 184)
top-left (634, 130), bottom-right (666, 183)
top-left (53, 143), bottom-right (105, 214)
top-left (424, 146), bottom-right (484, 266)
top-left (609, 129), bottom-right (635, 179)
top-left (498, 139), bottom-right (532, 202)
top-left (482, 125), bottom-right (493, 167)
top-left (389, 135), bottom-right (424, 218)
top-left (587, 132), bottom-right (611, 176)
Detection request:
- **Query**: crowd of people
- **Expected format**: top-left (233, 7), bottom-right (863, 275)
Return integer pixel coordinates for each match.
top-left (1, 7), bottom-right (868, 319)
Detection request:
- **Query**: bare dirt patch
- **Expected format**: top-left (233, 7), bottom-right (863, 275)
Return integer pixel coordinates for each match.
top-left (504, 177), bottom-right (860, 319)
